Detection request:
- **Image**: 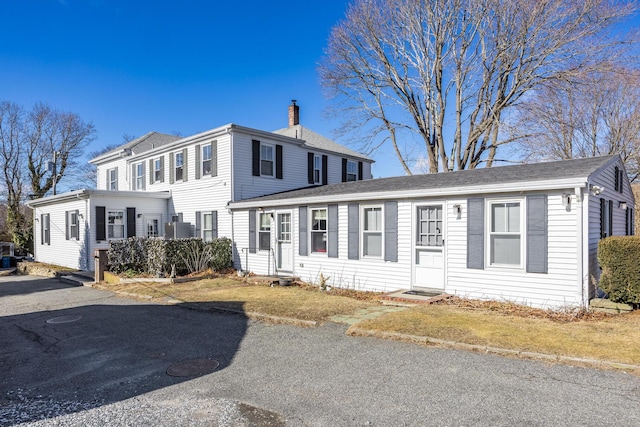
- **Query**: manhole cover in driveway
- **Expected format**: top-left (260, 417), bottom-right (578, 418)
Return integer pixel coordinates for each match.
top-left (46, 315), bottom-right (82, 324)
top-left (166, 358), bottom-right (220, 377)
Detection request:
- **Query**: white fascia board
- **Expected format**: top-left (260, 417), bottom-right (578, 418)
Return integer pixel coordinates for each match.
top-left (229, 178), bottom-right (590, 210)
top-left (27, 189), bottom-right (171, 208)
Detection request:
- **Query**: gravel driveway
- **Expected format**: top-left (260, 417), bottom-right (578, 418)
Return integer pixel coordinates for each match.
top-left (1, 275), bottom-right (639, 426)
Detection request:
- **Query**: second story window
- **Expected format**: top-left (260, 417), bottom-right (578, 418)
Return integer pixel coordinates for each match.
top-left (135, 163), bottom-right (144, 190)
top-left (107, 168), bottom-right (118, 190)
top-left (347, 161), bottom-right (357, 182)
top-left (175, 152), bottom-right (184, 181)
top-left (261, 144), bottom-right (274, 177)
top-left (154, 158), bottom-right (162, 182)
top-left (202, 144), bottom-right (212, 176)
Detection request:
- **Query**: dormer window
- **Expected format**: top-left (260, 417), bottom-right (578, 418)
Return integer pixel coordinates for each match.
top-left (346, 161), bottom-right (357, 182)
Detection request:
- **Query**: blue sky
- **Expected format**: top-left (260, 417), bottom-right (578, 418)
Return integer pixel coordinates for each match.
top-left (0, 0), bottom-right (405, 178)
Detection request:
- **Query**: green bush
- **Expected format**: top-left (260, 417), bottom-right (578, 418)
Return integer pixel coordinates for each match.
top-left (107, 237), bottom-right (233, 276)
top-left (598, 236), bottom-right (640, 304)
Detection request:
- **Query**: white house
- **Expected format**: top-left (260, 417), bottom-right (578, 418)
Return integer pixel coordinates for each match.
top-left (228, 155), bottom-right (635, 309)
top-left (27, 102), bottom-right (373, 270)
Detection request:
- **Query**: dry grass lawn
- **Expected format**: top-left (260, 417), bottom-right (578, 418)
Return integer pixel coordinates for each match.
top-left (96, 277), bottom-right (376, 322)
top-left (355, 301), bottom-right (640, 366)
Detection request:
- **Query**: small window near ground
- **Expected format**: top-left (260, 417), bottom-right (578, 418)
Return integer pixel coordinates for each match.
top-left (108, 210), bottom-right (125, 239)
top-left (203, 212), bottom-right (214, 242)
top-left (311, 208), bottom-right (327, 253)
top-left (362, 206), bottom-right (383, 257)
top-left (259, 212), bottom-right (271, 250)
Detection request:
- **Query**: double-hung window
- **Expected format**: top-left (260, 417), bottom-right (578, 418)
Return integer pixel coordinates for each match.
top-left (135, 163), bottom-right (144, 190)
top-left (203, 212), bottom-right (214, 242)
top-left (488, 200), bottom-right (522, 267)
top-left (261, 144), bottom-right (274, 177)
top-left (67, 211), bottom-right (78, 240)
top-left (107, 210), bottom-right (125, 239)
top-left (362, 206), bottom-right (383, 257)
top-left (107, 168), bottom-right (118, 190)
top-left (346, 161), bottom-right (357, 182)
top-left (259, 212), bottom-right (271, 250)
top-left (41, 214), bottom-right (50, 245)
top-left (314, 155), bottom-right (322, 184)
top-left (154, 159), bottom-right (162, 182)
top-left (311, 208), bottom-right (327, 253)
top-left (202, 144), bottom-right (212, 176)
top-left (175, 152), bottom-right (184, 181)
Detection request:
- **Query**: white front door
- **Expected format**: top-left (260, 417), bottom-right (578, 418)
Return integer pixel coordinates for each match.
top-left (413, 205), bottom-right (445, 289)
top-left (277, 212), bottom-right (293, 272)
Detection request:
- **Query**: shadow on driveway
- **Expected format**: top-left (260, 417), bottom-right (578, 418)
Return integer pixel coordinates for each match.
top-left (0, 275), bottom-right (79, 297)
top-left (0, 280), bottom-right (248, 425)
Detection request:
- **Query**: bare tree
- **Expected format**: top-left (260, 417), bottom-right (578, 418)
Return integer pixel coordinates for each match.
top-left (514, 67), bottom-right (640, 180)
top-left (320, 0), bottom-right (638, 174)
top-left (0, 101), bottom-right (31, 250)
top-left (26, 102), bottom-right (96, 197)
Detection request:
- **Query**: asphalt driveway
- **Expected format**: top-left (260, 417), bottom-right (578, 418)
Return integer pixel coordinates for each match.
top-left (1, 275), bottom-right (639, 426)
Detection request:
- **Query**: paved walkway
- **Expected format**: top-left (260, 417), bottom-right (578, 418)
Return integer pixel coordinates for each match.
top-left (330, 304), bottom-right (408, 325)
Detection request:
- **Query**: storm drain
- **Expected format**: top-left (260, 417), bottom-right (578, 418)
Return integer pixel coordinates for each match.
top-left (166, 358), bottom-right (220, 377)
top-left (45, 315), bottom-right (82, 324)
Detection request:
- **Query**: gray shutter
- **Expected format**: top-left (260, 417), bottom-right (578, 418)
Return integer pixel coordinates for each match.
top-left (169, 153), bottom-right (175, 184)
top-left (308, 152), bottom-right (314, 184)
top-left (600, 198), bottom-right (605, 238)
top-left (328, 204), bottom-right (338, 258)
top-left (126, 207), bottom-right (136, 237)
top-left (342, 158), bottom-right (347, 182)
top-left (96, 206), bottom-right (106, 241)
top-left (182, 148), bottom-right (188, 182)
top-left (195, 211), bottom-right (201, 238)
top-left (211, 141), bottom-right (217, 177)
top-left (74, 210), bottom-right (80, 240)
top-left (149, 159), bottom-right (154, 184)
top-left (211, 211), bottom-right (218, 239)
top-left (252, 140), bottom-right (260, 176)
top-left (348, 203), bottom-right (359, 259)
top-left (322, 155), bottom-right (328, 185)
top-left (526, 195), bottom-right (548, 274)
top-left (384, 201), bottom-right (398, 262)
top-left (65, 211), bottom-right (70, 240)
top-left (299, 206), bottom-right (308, 256)
top-left (249, 210), bottom-right (256, 253)
top-left (467, 198), bottom-right (484, 269)
top-left (159, 157), bottom-right (164, 182)
top-left (276, 144), bottom-right (283, 179)
top-left (195, 144), bottom-right (201, 180)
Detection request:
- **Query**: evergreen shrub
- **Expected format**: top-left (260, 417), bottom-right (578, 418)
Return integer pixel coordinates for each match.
top-left (598, 236), bottom-right (640, 304)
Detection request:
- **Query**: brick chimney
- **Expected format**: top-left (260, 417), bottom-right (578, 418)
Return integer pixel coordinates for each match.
top-left (288, 100), bottom-right (299, 127)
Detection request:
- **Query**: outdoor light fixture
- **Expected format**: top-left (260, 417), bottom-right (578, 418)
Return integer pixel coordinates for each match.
top-left (453, 204), bottom-right (462, 215)
top-left (590, 185), bottom-right (604, 195)
top-left (619, 201), bottom-right (627, 210)
top-left (562, 193), bottom-right (571, 208)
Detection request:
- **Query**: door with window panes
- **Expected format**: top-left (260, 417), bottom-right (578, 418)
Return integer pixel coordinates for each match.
top-left (276, 212), bottom-right (293, 271)
top-left (413, 204), bottom-right (445, 289)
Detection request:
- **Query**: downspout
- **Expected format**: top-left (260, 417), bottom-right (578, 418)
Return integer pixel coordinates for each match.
top-left (576, 184), bottom-right (588, 308)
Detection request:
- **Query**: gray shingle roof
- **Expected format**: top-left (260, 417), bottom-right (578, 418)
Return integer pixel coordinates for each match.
top-left (273, 124), bottom-right (372, 161)
top-left (91, 132), bottom-right (181, 161)
top-left (233, 155), bottom-right (617, 204)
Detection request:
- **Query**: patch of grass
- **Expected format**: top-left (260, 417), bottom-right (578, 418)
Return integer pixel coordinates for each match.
top-left (354, 303), bottom-right (640, 365)
top-left (97, 277), bottom-right (376, 322)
